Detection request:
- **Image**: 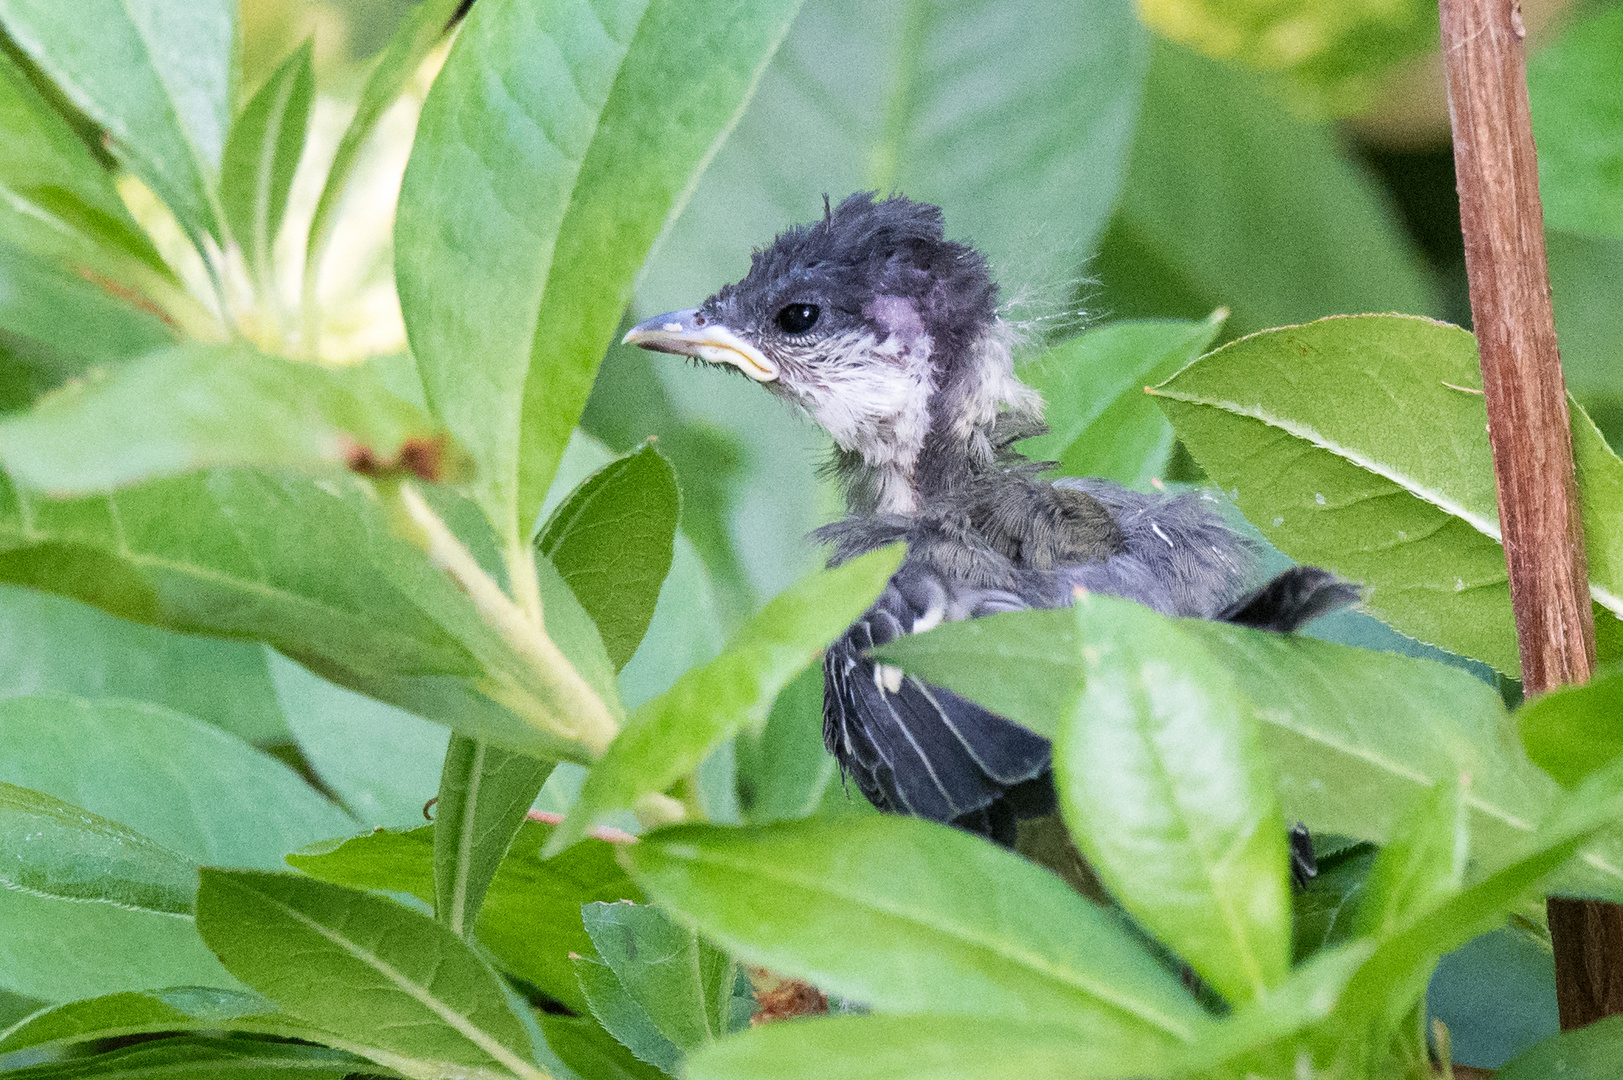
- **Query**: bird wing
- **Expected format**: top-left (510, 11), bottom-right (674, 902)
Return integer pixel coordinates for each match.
top-left (822, 562), bottom-right (1052, 841)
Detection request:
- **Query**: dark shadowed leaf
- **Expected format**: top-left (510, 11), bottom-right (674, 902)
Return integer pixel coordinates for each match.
top-left (219, 40), bottom-right (313, 287)
top-left (1520, 664), bottom-right (1623, 788)
top-left (1017, 313), bottom-right (1224, 486)
top-left (0, 345), bottom-right (459, 494)
top-left (196, 868), bottom-right (545, 1080)
top-left (733, 663), bottom-right (836, 825)
top-left (537, 444), bottom-right (679, 669)
top-left (0, 0), bottom-right (236, 247)
top-left (626, 816), bottom-right (1209, 1047)
top-left (548, 545), bottom-right (902, 854)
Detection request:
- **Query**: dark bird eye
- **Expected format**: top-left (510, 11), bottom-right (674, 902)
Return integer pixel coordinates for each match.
top-left (775, 303), bottom-right (819, 334)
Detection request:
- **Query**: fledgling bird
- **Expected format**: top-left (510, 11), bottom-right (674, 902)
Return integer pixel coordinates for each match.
top-left (626, 192), bottom-right (1355, 861)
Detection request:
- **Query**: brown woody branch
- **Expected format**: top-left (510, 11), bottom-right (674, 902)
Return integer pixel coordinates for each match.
top-left (1438, 0), bottom-right (1620, 1029)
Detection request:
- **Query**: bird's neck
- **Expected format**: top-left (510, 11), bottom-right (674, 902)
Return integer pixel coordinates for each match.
top-left (835, 320), bottom-right (1042, 517)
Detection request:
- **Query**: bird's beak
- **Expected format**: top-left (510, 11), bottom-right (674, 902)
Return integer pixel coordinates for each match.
top-left (622, 309), bottom-right (779, 383)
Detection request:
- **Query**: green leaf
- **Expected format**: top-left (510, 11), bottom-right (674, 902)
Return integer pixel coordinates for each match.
top-left (1349, 776), bottom-right (1469, 943)
top-left (302, 0), bottom-right (465, 310)
top-left (289, 820), bottom-right (642, 1015)
top-left (1135, 0), bottom-right (1437, 115)
top-left (580, 902), bottom-right (743, 1054)
top-left (0, 240), bottom-right (176, 369)
top-left (195, 868), bottom-right (547, 1080)
top-left (1333, 755), bottom-right (1623, 1037)
top-left (1016, 312), bottom-right (1224, 486)
top-left (1093, 41), bottom-right (1439, 338)
top-left (0, 781), bottom-right (195, 915)
top-left (0, 694), bottom-right (352, 868)
top-left (0, 584), bottom-right (288, 744)
top-left (1054, 592), bottom-right (1291, 1005)
top-left (875, 602), bottom-right (1623, 900)
top-left (1498, 1013), bottom-right (1623, 1080)
top-left (0, 345), bottom-right (460, 494)
top-left (0, 47), bottom-right (171, 282)
top-left (219, 40), bottom-right (313, 287)
top-left (573, 951), bottom-right (680, 1074)
top-left (547, 544), bottom-right (903, 855)
top-left (0, 988), bottom-right (291, 1056)
top-left (539, 1012), bottom-right (669, 1080)
top-left (685, 1014), bottom-right (1176, 1080)
top-left (432, 736), bottom-right (555, 936)
top-left (625, 816), bottom-right (1209, 1045)
top-left (396, 0), bottom-right (805, 558)
top-left (0, 0), bottom-right (236, 247)
top-left (1528, 3), bottom-right (1623, 241)
top-left (537, 444), bottom-right (679, 670)
top-left (639, 0), bottom-right (1148, 315)
top-left (0, 1036), bottom-right (368, 1079)
top-left (1519, 664), bottom-right (1623, 787)
top-left (733, 663), bottom-right (836, 825)
top-left (1150, 314), bottom-right (1623, 675)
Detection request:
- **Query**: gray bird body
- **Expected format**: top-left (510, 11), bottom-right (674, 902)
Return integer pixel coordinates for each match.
top-left (627, 193), bottom-right (1354, 847)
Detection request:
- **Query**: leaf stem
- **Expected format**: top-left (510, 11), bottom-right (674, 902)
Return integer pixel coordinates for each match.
top-left (393, 483), bottom-right (618, 756)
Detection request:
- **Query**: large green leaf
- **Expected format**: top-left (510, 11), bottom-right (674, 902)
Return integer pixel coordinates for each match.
top-left (1151, 314), bottom-right (1623, 675)
top-left (1528, 3), bottom-right (1623, 241)
top-left (432, 736), bottom-right (555, 936)
top-left (638, 0), bottom-right (1148, 316)
top-left (0, 345), bottom-right (458, 494)
top-left (395, 0), bottom-right (804, 559)
top-left (0, 1036), bottom-right (368, 1078)
top-left (0, 47), bottom-right (170, 281)
top-left (290, 820), bottom-right (641, 1015)
top-left (0, 0), bottom-right (236, 247)
top-left (1093, 41), bottom-right (1438, 338)
top-left (0, 240), bottom-right (175, 371)
top-left (0, 694), bottom-right (351, 868)
top-left (196, 868), bottom-right (546, 1080)
top-left (0, 988), bottom-right (294, 1056)
top-left (1016, 312), bottom-right (1224, 487)
top-left (1054, 593), bottom-right (1292, 1006)
top-left (685, 1014), bottom-right (1173, 1080)
top-left (1519, 664), bottom-right (1623, 788)
top-left (547, 544), bottom-right (902, 854)
top-left (874, 603), bottom-right (1623, 900)
top-left (0, 782), bottom-right (194, 915)
top-left (733, 663), bottom-right (836, 825)
top-left (0, 584), bottom-right (287, 744)
top-left (219, 40), bottom-right (312, 289)
top-left (537, 444), bottom-right (678, 670)
top-left (626, 816), bottom-right (1209, 1046)
top-left (1349, 777), bottom-right (1469, 944)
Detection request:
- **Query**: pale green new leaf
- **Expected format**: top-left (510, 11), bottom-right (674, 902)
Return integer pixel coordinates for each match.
top-left (219, 40), bottom-right (313, 286)
top-left (547, 544), bottom-right (902, 855)
top-left (0, 0), bottom-right (236, 247)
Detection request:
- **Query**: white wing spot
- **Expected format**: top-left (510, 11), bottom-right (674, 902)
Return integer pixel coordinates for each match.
top-left (875, 664), bottom-right (905, 694)
top-left (1149, 522), bottom-right (1175, 548)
